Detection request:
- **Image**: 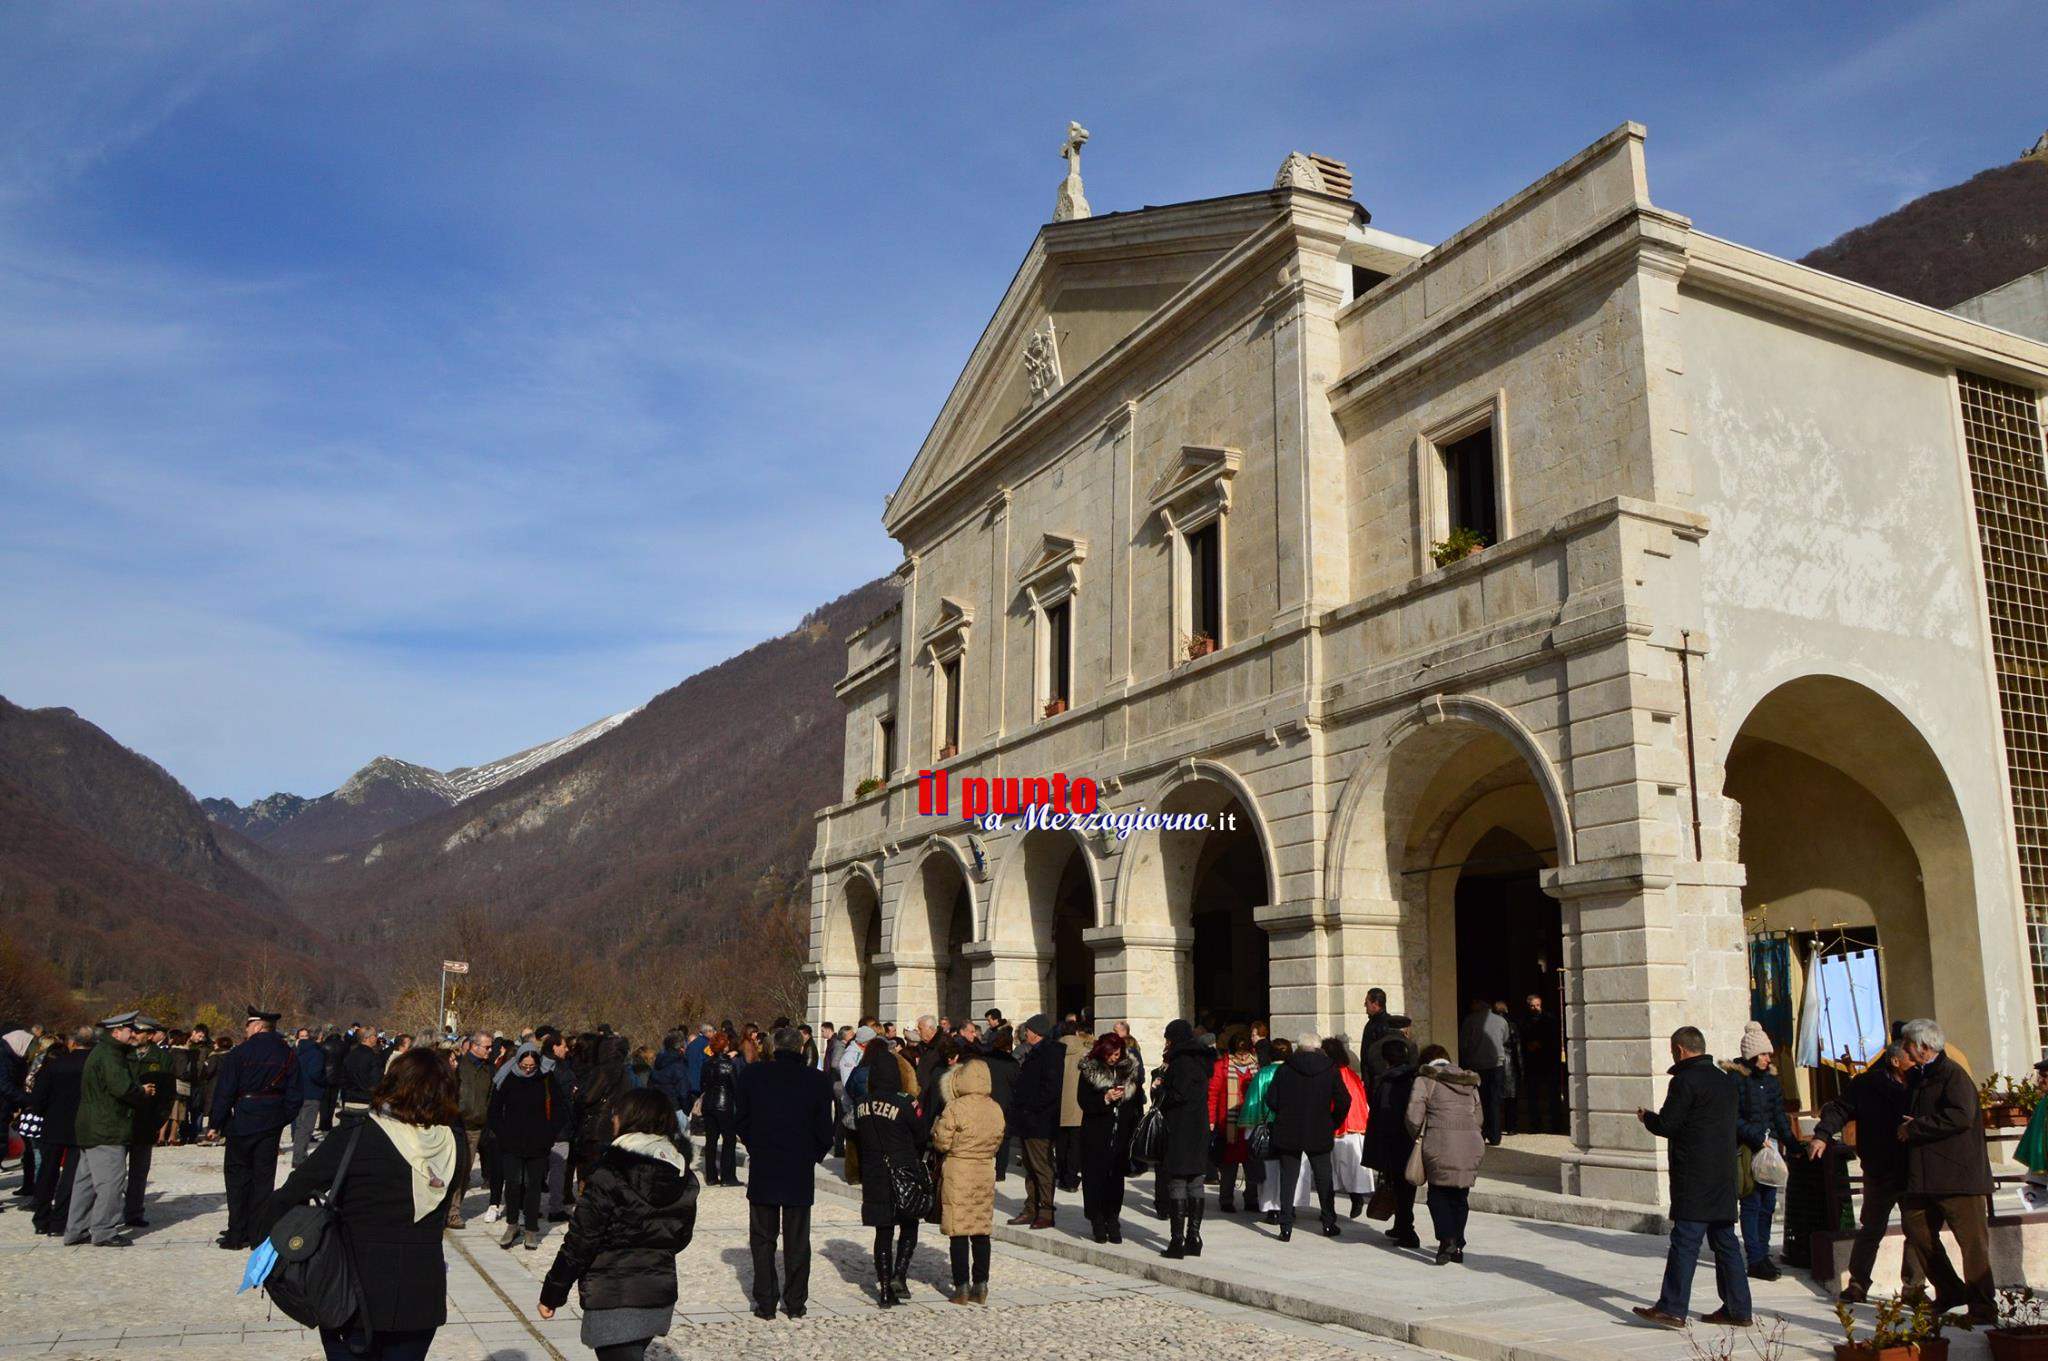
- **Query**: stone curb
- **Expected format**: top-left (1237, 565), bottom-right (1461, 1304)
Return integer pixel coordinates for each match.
top-left (811, 1171), bottom-right (1670, 1361)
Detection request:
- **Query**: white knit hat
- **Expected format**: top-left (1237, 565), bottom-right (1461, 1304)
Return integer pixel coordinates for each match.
top-left (1739, 1021), bottom-right (1772, 1061)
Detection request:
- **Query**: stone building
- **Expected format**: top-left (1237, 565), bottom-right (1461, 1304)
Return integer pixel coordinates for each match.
top-left (806, 123), bottom-right (2048, 1205)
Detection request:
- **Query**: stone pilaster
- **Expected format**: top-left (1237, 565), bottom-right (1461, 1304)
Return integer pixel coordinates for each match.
top-left (960, 940), bottom-right (1048, 1021)
top-left (1084, 925), bottom-right (1191, 1047)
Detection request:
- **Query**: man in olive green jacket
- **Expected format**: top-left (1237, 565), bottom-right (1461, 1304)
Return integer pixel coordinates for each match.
top-left (65, 1013), bottom-right (158, 1247)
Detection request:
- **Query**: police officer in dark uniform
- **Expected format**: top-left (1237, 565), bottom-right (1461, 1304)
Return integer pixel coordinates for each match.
top-left (209, 1005), bottom-right (296, 1250)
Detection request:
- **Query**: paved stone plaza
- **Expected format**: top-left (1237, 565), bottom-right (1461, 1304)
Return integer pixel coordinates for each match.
top-left (0, 1145), bottom-right (1443, 1361)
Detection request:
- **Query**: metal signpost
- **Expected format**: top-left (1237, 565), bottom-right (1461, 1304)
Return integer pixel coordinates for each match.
top-left (439, 959), bottom-right (469, 1038)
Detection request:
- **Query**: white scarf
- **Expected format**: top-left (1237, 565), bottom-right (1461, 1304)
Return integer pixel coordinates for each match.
top-left (613, 1132), bottom-right (689, 1174)
top-left (370, 1115), bottom-right (459, 1221)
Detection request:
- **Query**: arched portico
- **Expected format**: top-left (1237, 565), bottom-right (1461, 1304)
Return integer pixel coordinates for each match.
top-left (884, 839), bottom-right (978, 1024)
top-left (1099, 761), bottom-right (1277, 1044)
top-left (811, 863), bottom-right (882, 1026)
top-left (1722, 673), bottom-right (1987, 1079)
top-left (985, 826), bottom-right (1102, 1019)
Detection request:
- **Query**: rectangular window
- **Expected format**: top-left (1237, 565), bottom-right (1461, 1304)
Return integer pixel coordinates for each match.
top-left (1045, 599), bottom-right (1072, 706)
top-left (940, 656), bottom-right (962, 754)
top-left (1187, 521), bottom-right (1222, 644)
top-left (1441, 426), bottom-right (1499, 548)
top-left (876, 715), bottom-right (895, 779)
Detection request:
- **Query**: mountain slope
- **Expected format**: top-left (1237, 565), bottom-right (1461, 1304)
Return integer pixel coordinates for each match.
top-left (0, 697), bottom-right (286, 910)
top-left (1800, 152), bottom-right (2048, 309)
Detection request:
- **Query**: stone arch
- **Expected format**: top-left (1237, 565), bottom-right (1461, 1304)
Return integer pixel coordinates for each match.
top-left (1325, 692), bottom-right (1575, 909)
top-left (1720, 671), bottom-right (1987, 1068)
top-left (1111, 757), bottom-right (1282, 929)
top-left (988, 825), bottom-right (1103, 944)
top-left (890, 836), bottom-right (981, 955)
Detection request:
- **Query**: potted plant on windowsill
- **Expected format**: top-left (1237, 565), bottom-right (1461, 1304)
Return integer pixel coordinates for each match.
top-left (1430, 525), bottom-right (1488, 568)
top-left (1980, 1073), bottom-right (2040, 1128)
top-left (1042, 698), bottom-right (1068, 718)
top-left (938, 743), bottom-right (958, 760)
top-left (1183, 632), bottom-right (1217, 662)
top-left (1833, 1297), bottom-right (1950, 1360)
top-left (1989, 1287), bottom-right (2048, 1359)
top-left (854, 776), bottom-right (884, 798)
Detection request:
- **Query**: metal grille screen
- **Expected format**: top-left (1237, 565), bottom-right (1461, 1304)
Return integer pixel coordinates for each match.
top-left (1959, 370), bottom-right (2048, 1046)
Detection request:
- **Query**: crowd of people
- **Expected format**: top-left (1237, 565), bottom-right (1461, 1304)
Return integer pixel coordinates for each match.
top-left (0, 993), bottom-right (2018, 1355)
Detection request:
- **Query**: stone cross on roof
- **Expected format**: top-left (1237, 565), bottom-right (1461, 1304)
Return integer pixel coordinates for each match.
top-left (1054, 121), bottom-right (1092, 222)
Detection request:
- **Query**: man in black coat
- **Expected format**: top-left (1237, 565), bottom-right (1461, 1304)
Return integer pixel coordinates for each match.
top-left (209, 1006), bottom-right (297, 1250)
top-left (1005, 1014), bottom-right (1062, 1229)
top-left (1632, 1025), bottom-right (1751, 1329)
top-left (29, 1030), bottom-right (91, 1234)
top-left (1895, 1019), bottom-right (1995, 1322)
top-left (1809, 1043), bottom-right (1922, 1303)
top-left (1266, 1033), bottom-right (1352, 1240)
top-left (735, 1026), bottom-right (835, 1321)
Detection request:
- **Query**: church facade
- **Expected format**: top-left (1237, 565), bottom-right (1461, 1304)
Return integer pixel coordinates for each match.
top-left (806, 123), bottom-right (2048, 1205)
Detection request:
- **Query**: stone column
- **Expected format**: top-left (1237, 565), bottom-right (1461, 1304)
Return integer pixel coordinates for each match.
top-left (874, 951), bottom-right (943, 1027)
top-left (805, 963), bottom-right (864, 1030)
top-left (960, 941), bottom-right (1048, 1022)
top-left (1084, 925), bottom-right (1191, 1048)
top-left (1543, 857), bottom-right (1686, 1207)
top-left (1258, 904), bottom-right (1326, 1037)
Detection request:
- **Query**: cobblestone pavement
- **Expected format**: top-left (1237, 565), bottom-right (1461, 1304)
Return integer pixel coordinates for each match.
top-left (0, 1145), bottom-right (1445, 1360)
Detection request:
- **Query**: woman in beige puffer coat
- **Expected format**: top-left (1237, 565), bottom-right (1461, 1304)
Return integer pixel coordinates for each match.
top-left (929, 1058), bottom-right (1006, 1304)
top-left (1404, 1044), bottom-right (1484, 1266)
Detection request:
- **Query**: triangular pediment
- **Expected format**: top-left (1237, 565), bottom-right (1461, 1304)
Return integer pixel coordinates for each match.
top-left (885, 194), bottom-right (1290, 538)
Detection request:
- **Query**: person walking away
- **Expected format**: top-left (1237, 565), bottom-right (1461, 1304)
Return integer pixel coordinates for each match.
top-left (449, 1030), bottom-right (493, 1229)
top-left (488, 1044), bottom-right (565, 1250)
top-left (1153, 1019), bottom-right (1215, 1259)
top-left (980, 1028), bottom-right (1020, 1182)
top-left (317, 1029), bottom-right (346, 1132)
top-left (65, 1012), bottom-right (157, 1247)
top-left (123, 1018), bottom-right (174, 1228)
top-left (1267, 1031), bottom-right (1352, 1241)
top-left (1364, 1039), bottom-right (1421, 1248)
top-left (1809, 1043), bottom-right (1923, 1303)
top-left (1457, 999), bottom-right (1508, 1146)
top-left (1732, 1021), bottom-right (1796, 1280)
top-left (29, 1030), bottom-right (88, 1234)
top-left (259, 1048), bottom-right (464, 1360)
top-left (1076, 1032), bottom-right (1144, 1243)
top-left (734, 1025), bottom-right (834, 1319)
top-left (930, 1056), bottom-right (1006, 1303)
top-left (854, 1043), bottom-right (928, 1307)
top-left (1492, 1002), bottom-right (1522, 1136)
top-left (650, 1032), bottom-right (690, 1133)
top-left (1632, 1025), bottom-right (1751, 1329)
top-left (1209, 1032), bottom-right (1260, 1213)
top-left (1895, 1017), bottom-right (1995, 1323)
top-left (1056, 1019), bottom-right (1089, 1192)
top-left (537, 1088), bottom-right (697, 1360)
top-left (697, 1032), bottom-right (742, 1186)
top-left (210, 1006), bottom-right (297, 1251)
top-left (1405, 1044), bottom-right (1482, 1265)
top-left (290, 1026), bottom-right (327, 1169)
top-left (1006, 1015), bottom-right (1062, 1229)
top-left (336, 1025), bottom-right (385, 1124)
top-left (1323, 1037), bottom-right (1373, 1217)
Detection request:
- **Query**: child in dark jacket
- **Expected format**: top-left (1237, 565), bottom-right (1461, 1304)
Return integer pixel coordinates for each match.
top-left (538, 1088), bottom-right (698, 1361)
top-left (488, 1044), bottom-right (565, 1248)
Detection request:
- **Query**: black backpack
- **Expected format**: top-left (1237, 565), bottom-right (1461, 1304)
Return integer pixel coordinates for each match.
top-left (265, 1123), bottom-right (372, 1352)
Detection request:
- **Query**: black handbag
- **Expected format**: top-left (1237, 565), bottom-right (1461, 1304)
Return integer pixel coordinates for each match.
top-left (265, 1123), bottom-right (371, 1351)
top-left (1247, 1121), bottom-right (1275, 1162)
top-left (1130, 1107), bottom-right (1166, 1169)
top-left (887, 1152), bottom-right (933, 1220)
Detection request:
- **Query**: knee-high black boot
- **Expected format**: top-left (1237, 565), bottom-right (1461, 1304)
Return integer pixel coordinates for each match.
top-left (876, 1240), bottom-right (897, 1307)
top-left (1161, 1198), bottom-right (1187, 1259)
top-left (1185, 1193), bottom-right (1205, 1257)
top-left (893, 1223), bottom-right (915, 1297)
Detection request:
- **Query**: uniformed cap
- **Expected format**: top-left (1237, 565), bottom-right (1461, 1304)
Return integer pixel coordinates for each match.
top-left (99, 1010), bottom-right (141, 1030)
top-left (246, 1004), bottom-right (282, 1024)
top-left (133, 1015), bottom-right (165, 1032)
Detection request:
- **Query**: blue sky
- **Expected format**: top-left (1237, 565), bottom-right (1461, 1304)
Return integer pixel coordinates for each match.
top-left (1, 2), bottom-right (2041, 801)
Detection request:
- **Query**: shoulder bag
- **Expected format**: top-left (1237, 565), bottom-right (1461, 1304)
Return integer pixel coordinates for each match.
top-left (265, 1123), bottom-right (372, 1353)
